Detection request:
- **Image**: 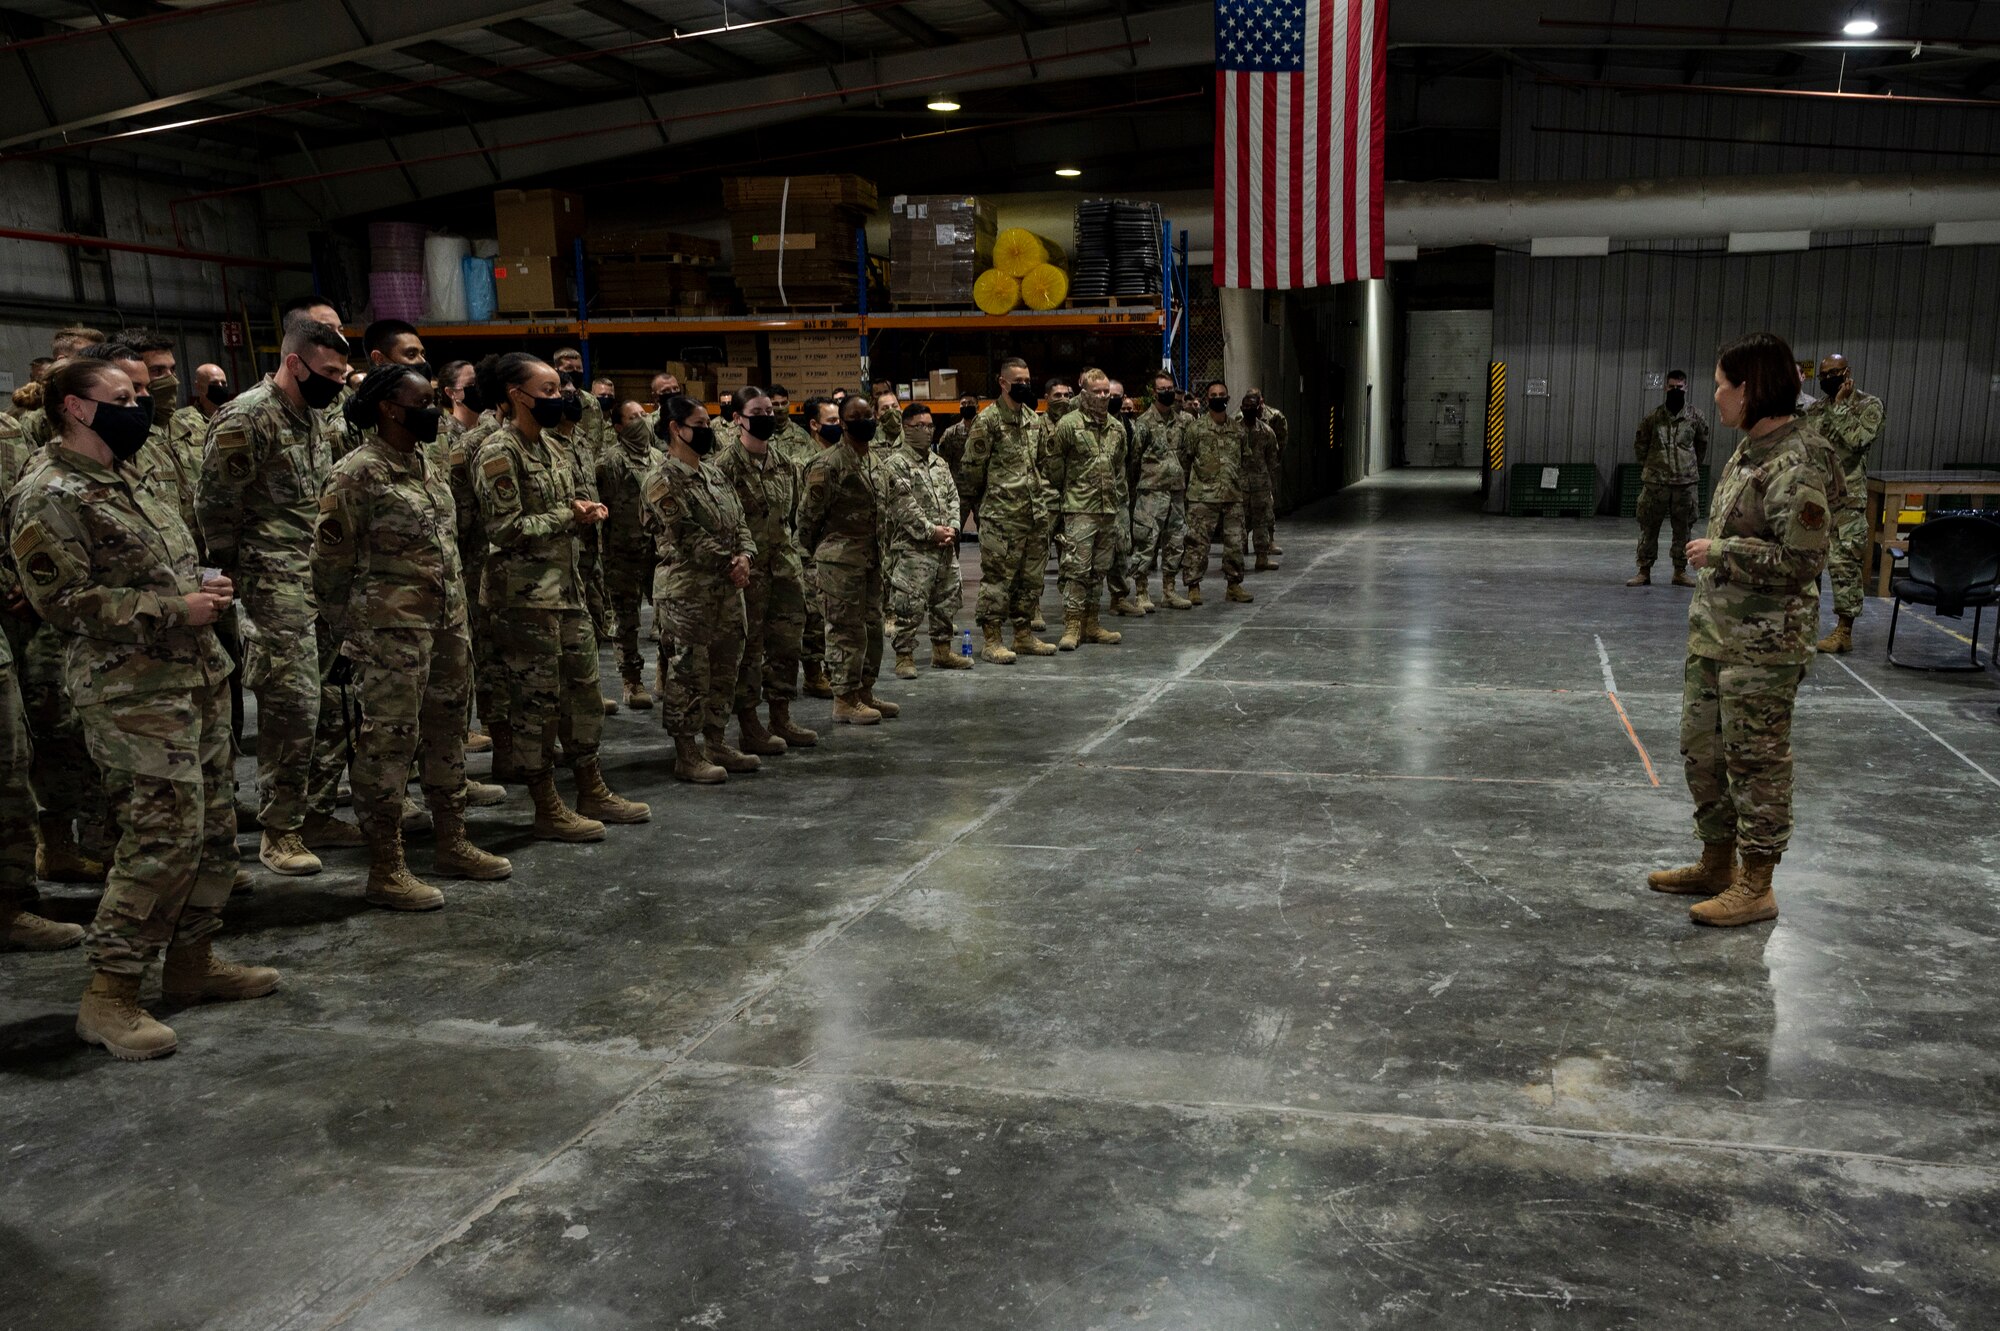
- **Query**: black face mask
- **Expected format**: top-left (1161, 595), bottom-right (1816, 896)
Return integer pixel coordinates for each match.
top-left (960, 405), bottom-right (978, 422)
top-left (1208, 396), bottom-right (1229, 413)
top-left (399, 405), bottom-right (443, 445)
top-left (407, 360), bottom-right (432, 383)
top-left (817, 422), bottom-right (843, 445)
top-left (1818, 373), bottom-right (1845, 398)
top-left (744, 414), bottom-right (777, 441)
top-left (719, 402), bottom-right (739, 422)
top-left (296, 362), bottom-right (344, 410)
top-left (87, 399), bottom-right (154, 463)
top-left (595, 393), bottom-right (615, 414)
top-left (1007, 381), bottom-right (1037, 406)
top-left (847, 419), bottom-right (878, 444)
top-left (560, 394), bottom-right (584, 422)
top-left (206, 382), bottom-right (234, 408)
top-left (685, 424), bottom-right (716, 456)
top-left (561, 369), bottom-right (587, 391)
top-left (525, 394), bottom-right (566, 428)
top-left (1155, 391), bottom-right (1176, 409)
top-left (1665, 388), bottom-right (1686, 414)
top-left (1242, 400), bottom-right (1263, 418)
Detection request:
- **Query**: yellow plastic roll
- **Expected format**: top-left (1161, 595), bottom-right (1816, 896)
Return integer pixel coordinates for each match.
top-left (993, 227), bottom-right (1066, 278)
top-left (1020, 262), bottom-right (1069, 311)
top-left (974, 268), bottom-right (1021, 315)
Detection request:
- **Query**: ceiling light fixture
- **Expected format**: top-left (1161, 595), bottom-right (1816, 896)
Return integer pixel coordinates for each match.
top-left (1843, 17), bottom-right (1879, 35)
top-left (927, 97), bottom-right (960, 112)
top-left (1055, 167), bottom-right (1082, 177)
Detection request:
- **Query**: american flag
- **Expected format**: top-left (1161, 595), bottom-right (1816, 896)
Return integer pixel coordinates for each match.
top-left (1214, 0), bottom-right (1387, 289)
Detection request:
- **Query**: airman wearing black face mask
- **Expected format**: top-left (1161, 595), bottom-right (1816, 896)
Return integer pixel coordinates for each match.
top-left (1627, 369), bottom-right (1711, 588)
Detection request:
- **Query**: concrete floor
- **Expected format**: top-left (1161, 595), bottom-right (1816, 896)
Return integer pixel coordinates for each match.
top-left (4, 469), bottom-right (1999, 1330)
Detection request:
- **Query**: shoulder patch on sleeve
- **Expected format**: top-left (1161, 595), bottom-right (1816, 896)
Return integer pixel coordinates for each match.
top-left (481, 454), bottom-right (512, 478)
top-left (318, 492), bottom-right (340, 512)
top-left (1799, 500), bottom-right (1827, 530)
top-left (213, 425), bottom-right (250, 452)
top-left (9, 518), bottom-right (48, 561)
top-left (644, 475), bottom-right (670, 506)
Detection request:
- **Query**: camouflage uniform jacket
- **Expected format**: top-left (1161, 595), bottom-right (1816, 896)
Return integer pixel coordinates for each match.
top-left (0, 417), bottom-right (38, 610)
top-left (1687, 419), bottom-right (1833, 667)
top-left (712, 438), bottom-right (803, 575)
top-left (169, 403), bottom-right (208, 453)
top-left (1235, 413), bottom-right (1278, 484)
top-left (877, 441), bottom-right (959, 552)
top-left (1049, 410), bottom-right (1127, 515)
top-left (1183, 415), bottom-right (1249, 505)
top-left (448, 415), bottom-right (502, 563)
top-left (312, 438), bottom-right (466, 640)
top-left (934, 418), bottom-right (973, 498)
top-left (11, 447), bottom-right (230, 707)
top-left (797, 439), bottom-right (883, 571)
top-left (1633, 404), bottom-right (1709, 488)
top-left (643, 453), bottom-right (754, 582)
top-left (596, 426), bottom-right (659, 563)
top-left (1803, 389), bottom-right (1884, 503)
top-left (196, 377), bottom-right (329, 586)
top-left (1132, 405), bottom-right (1185, 495)
top-left (771, 423), bottom-right (821, 475)
top-left (474, 422), bottom-right (589, 611)
top-left (960, 399), bottom-right (1050, 526)
top-left (17, 408), bottom-right (52, 452)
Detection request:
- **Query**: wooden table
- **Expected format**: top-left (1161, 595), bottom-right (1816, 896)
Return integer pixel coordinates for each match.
top-left (1865, 471), bottom-right (2000, 596)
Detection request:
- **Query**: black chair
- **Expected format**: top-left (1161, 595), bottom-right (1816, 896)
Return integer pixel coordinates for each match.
top-left (1886, 515), bottom-right (2000, 671)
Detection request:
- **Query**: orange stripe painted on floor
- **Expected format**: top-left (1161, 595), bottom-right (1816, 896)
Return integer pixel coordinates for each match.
top-left (1605, 691), bottom-right (1661, 787)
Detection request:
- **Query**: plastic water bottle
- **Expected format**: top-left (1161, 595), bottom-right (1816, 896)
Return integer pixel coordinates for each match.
top-left (960, 628), bottom-right (973, 658)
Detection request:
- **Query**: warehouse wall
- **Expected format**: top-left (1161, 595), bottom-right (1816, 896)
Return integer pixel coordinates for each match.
top-left (1401, 309), bottom-right (1491, 468)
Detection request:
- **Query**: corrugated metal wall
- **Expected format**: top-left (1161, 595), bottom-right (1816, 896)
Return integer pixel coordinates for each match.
top-left (1490, 75), bottom-right (2000, 507)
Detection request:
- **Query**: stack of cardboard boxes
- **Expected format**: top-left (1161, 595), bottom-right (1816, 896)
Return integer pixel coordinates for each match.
top-left (724, 175), bottom-right (876, 309)
top-left (492, 189), bottom-right (584, 313)
top-left (888, 195), bottom-right (997, 307)
top-left (586, 226), bottom-right (723, 315)
top-left (767, 331), bottom-right (856, 399)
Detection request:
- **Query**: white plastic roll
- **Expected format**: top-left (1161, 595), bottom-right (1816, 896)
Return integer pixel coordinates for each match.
top-left (472, 237), bottom-right (500, 258)
top-left (424, 234), bottom-right (473, 322)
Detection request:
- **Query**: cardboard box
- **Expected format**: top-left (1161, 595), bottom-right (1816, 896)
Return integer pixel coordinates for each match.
top-left (495, 189), bottom-right (584, 256)
top-left (723, 333), bottom-right (758, 363)
top-left (723, 175), bottom-right (878, 212)
top-left (927, 368), bottom-right (959, 399)
top-left (492, 254), bottom-right (562, 312)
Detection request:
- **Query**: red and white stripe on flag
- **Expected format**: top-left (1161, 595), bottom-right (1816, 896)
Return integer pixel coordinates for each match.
top-left (1214, 0), bottom-right (1387, 289)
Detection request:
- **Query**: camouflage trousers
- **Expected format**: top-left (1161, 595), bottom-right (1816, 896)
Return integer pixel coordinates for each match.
top-left (78, 682), bottom-right (235, 976)
top-left (1129, 489), bottom-right (1187, 582)
top-left (1107, 504), bottom-right (1133, 602)
top-left (490, 607), bottom-right (602, 776)
top-left (463, 549), bottom-right (505, 731)
top-left (801, 558), bottom-right (826, 677)
top-left (1244, 476), bottom-right (1275, 556)
top-left (605, 548), bottom-right (655, 682)
top-left (889, 545), bottom-right (961, 655)
top-left (239, 580), bottom-right (343, 832)
top-left (1680, 654), bottom-right (1805, 857)
top-left (0, 660), bottom-right (35, 907)
top-left (818, 561), bottom-right (885, 695)
top-left (1825, 501), bottom-right (1868, 620)
top-left (736, 558), bottom-right (806, 711)
top-left (1183, 501), bottom-right (1247, 588)
top-left (1, 613), bottom-right (102, 839)
top-left (1636, 483), bottom-right (1697, 571)
top-left (973, 513), bottom-right (1044, 629)
top-left (581, 539), bottom-right (615, 645)
top-left (341, 625), bottom-right (471, 843)
top-left (1058, 512), bottom-right (1119, 617)
top-left (657, 580), bottom-right (746, 738)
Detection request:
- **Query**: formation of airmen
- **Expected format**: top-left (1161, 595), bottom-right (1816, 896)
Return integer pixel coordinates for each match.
top-left (0, 302), bottom-right (1289, 1061)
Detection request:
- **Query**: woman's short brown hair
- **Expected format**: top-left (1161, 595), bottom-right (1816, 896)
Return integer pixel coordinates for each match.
top-left (1716, 332), bottom-right (1799, 433)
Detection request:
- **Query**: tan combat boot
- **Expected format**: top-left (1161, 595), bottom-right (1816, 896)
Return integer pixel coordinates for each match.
top-left (575, 756), bottom-right (651, 822)
top-left (601, 693), bottom-right (620, 716)
top-left (2, 905), bottom-right (83, 951)
top-left (1671, 567), bottom-right (1696, 587)
top-left (834, 693), bottom-right (882, 725)
top-left (1625, 565), bottom-right (1652, 587)
top-left (979, 622), bottom-right (1016, 665)
top-left (361, 828), bottom-right (445, 912)
top-left (1646, 840), bottom-right (1735, 896)
top-left (34, 813), bottom-right (106, 884)
top-left (259, 829), bottom-right (322, 876)
top-left (737, 706), bottom-right (788, 757)
top-left (77, 972), bottom-right (176, 1060)
top-left (1029, 611), bottom-right (1047, 632)
top-left (1185, 583), bottom-right (1204, 606)
top-left (768, 698), bottom-right (819, 747)
top-left (932, 641), bottom-right (972, 670)
top-left (1058, 610), bottom-right (1084, 652)
top-left (622, 669), bottom-right (654, 710)
top-left (1269, 541), bottom-right (1285, 556)
top-left (488, 720), bottom-right (523, 783)
top-left (703, 726), bottom-right (762, 774)
top-left (803, 665), bottom-right (836, 699)
top-left (674, 733), bottom-right (727, 783)
top-left (162, 938), bottom-right (281, 1003)
top-left (1083, 608), bottom-right (1122, 645)
top-left (301, 810), bottom-right (366, 849)
top-left (1134, 580), bottom-right (1156, 614)
top-left (1161, 574), bottom-right (1193, 610)
top-left (1014, 625), bottom-right (1058, 657)
top-left (528, 771), bottom-right (607, 842)
top-left (462, 778), bottom-right (508, 807)
top-left (465, 729), bottom-right (493, 754)
top-left (1254, 553), bottom-right (1278, 572)
top-left (894, 651), bottom-right (918, 679)
top-left (1817, 615), bottom-right (1854, 654)
top-left (1225, 582), bottom-right (1254, 603)
top-left (859, 685), bottom-right (900, 718)
top-left (1110, 591), bottom-right (1143, 616)
top-left (432, 805), bottom-right (511, 880)
top-left (1690, 853), bottom-right (1780, 927)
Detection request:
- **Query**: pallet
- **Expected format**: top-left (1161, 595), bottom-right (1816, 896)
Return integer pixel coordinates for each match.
top-left (489, 309), bottom-right (576, 323)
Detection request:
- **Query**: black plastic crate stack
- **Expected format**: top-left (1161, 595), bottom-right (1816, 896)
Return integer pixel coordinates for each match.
top-left (1615, 463), bottom-right (1714, 516)
top-left (1509, 463), bottom-right (1600, 517)
top-left (1072, 199), bottom-right (1162, 301)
